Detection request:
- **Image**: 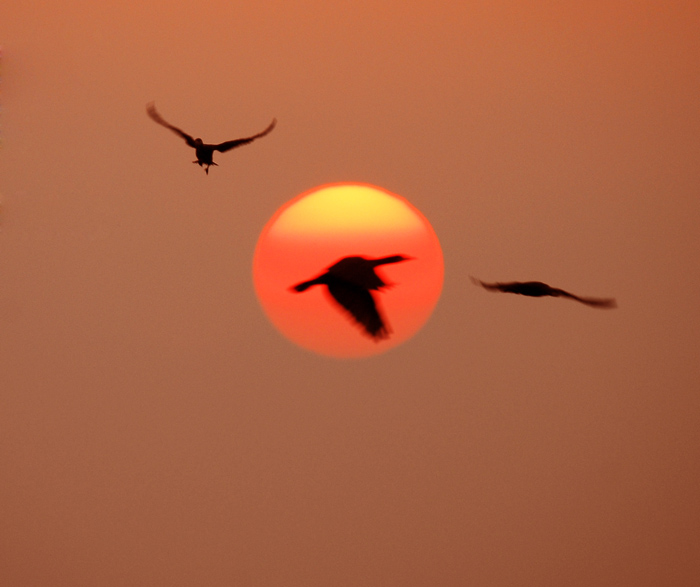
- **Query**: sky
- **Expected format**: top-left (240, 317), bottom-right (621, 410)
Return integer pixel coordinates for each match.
top-left (1, 1), bottom-right (699, 585)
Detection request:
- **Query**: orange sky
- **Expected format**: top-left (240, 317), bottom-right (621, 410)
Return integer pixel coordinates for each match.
top-left (1, 1), bottom-right (699, 585)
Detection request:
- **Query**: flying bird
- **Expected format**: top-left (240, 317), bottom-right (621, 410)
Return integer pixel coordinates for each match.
top-left (146, 102), bottom-right (276, 174)
top-left (291, 255), bottom-right (413, 340)
top-left (470, 277), bottom-right (616, 308)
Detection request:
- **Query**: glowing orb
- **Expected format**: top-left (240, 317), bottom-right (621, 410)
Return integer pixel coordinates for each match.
top-left (253, 183), bottom-right (444, 358)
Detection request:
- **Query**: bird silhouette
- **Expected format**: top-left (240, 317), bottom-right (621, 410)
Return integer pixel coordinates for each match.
top-left (146, 102), bottom-right (276, 174)
top-left (470, 277), bottom-right (616, 308)
top-left (291, 255), bottom-right (413, 340)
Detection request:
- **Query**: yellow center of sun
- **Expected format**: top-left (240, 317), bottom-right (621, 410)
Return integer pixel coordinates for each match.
top-left (268, 184), bottom-right (424, 237)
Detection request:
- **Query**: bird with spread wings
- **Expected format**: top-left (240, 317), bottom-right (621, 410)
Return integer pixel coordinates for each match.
top-left (146, 102), bottom-right (276, 174)
top-left (291, 255), bottom-right (413, 340)
top-left (471, 277), bottom-right (616, 308)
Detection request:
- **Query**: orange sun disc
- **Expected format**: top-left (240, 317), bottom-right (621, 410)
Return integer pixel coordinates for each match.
top-left (253, 183), bottom-right (444, 358)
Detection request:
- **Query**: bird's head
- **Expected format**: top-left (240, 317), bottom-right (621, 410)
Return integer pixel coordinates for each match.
top-left (379, 255), bottom-right (414, 265)
top-left (194, 138), bottom-right (204, 146)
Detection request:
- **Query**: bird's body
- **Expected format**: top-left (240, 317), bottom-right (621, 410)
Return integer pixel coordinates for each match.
top-left (146, 103), bottom-right (276, 174)
top-left (471, 277), bottom-right (616, 308)
top-left (292, 255), bottom-right (413, 339)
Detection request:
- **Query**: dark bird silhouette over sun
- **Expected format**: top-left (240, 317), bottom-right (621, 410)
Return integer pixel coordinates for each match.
top-left (471, 277), bottom-right (616, 308)
top-left (146, 102), bottom-right (276, 174)
top-left (291, 255), bottom-right (413, 340)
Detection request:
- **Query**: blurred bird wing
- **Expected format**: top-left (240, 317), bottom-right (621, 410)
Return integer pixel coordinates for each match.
top-left (213, 119), bottom-right (276, 152)
top-left (578, 297), bottom-right (617, 308)
top-left (546, 286), bottom-right (573, 298)
top-left (146, 103), bottom-right (197, 148)
top-left (470, 277), bottom-right (505, 292)
top-left (326, 281), bottom-right (389, 340)
top-left (556, 289), bottom-right (617, 308)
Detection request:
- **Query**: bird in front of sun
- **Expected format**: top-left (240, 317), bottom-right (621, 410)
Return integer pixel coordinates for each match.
top-left (146, 102), bottom-right (276, 174)
top-left (471, 277), bottom-right (617, 308)
top-left (291, 255), bottom-right (413, 340)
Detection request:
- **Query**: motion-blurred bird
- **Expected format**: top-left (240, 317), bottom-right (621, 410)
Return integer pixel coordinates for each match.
top-left (291, 255), bottom-right (413, 339)
top-left (146, 102), bottom-right (276, 174)
top-left (470, 277), bottom-right (616, 308)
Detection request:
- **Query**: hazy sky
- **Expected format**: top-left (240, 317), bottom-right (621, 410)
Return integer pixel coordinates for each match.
top-left (1, 1), bottom-right (699, 585)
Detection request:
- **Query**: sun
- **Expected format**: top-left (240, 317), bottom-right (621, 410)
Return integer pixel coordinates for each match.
top-left (253, 183), bottom-right (444, 358)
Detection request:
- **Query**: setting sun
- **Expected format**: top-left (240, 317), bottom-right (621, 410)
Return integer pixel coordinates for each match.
top-left (253, 183), bottom-right (444, 358)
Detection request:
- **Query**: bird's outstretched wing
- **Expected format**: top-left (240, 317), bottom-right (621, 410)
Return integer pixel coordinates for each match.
top-left (146, 103), bottom-right (197, 148)
top-left (213, 119), bottom-right (277, 152)
top-left (551, 289), bottom-right (617, 308)
top-left (470, 277), bottom-right (505, 292)
top-left (326, 280), bottom-right (390, 340)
